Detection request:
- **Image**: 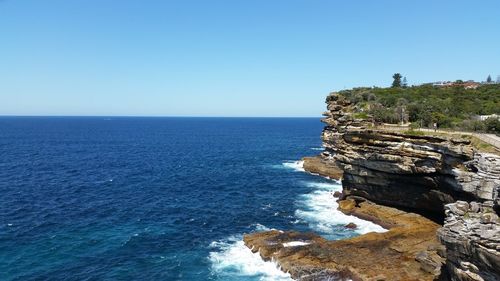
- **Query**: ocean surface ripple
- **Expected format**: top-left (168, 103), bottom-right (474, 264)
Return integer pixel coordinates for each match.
top-left (0, 117), bottom-right (381, 280)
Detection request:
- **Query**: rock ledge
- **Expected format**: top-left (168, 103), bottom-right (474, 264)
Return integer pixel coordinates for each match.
top-left (244, 198), bottom-right (445, 281)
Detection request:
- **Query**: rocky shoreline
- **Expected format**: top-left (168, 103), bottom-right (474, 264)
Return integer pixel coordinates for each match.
top-left (244, 197), bottom-right (444, 280)
top-left (245, 92), bottom-right (499, 280)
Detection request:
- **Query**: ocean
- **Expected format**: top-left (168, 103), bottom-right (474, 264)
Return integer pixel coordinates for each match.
top-left (0, 117), bottom-right (384, 281)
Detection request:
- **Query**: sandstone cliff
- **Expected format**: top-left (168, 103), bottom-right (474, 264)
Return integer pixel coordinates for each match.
top-left (438, 201), bottom-right (499, 281)
top-left (320, 93), bottom-right (499, 217)
top-left (245, 91), bottom-right (499, 280)
top-left (314, 92), bottom-right (500, 280)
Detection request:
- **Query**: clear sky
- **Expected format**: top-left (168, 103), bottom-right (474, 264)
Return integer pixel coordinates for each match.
top-left (1, 0), bottom-right (499, 117)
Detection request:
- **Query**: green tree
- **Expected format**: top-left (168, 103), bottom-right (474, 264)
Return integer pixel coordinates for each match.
top-left (337, 83), bottom-right (500, 130)
top-left (392, 73), bottom-right (402, 88)
top-left (486, 75), bottom-right (492, 83)
top-left (484, 117), bottom-right (500, 133)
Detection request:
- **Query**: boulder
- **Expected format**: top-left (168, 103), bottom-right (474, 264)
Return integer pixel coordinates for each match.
top-left (302, 155), bottom-right (343, 179)
top-left (345, 222), bottom-right (357, 229)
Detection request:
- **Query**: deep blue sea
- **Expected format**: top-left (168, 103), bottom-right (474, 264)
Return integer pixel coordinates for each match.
top-left (0, 117), bottom-right (384, 281)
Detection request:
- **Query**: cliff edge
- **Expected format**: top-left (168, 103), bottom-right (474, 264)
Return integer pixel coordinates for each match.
top-left (320, 93), bottom-right (498, 217)
top-left (245, 92), bottom-right (499, 280)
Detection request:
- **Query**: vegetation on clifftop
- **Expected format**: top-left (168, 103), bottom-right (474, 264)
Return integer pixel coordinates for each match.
top-left (337, 84), bottom-right (500, 134)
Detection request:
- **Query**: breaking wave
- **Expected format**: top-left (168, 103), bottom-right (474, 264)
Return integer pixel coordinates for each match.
top-left (295, 181), bottom-right (386, 238)
top-left (209, 235), bottom-right (292, 281)
top-left (281, 161), bottom-right (305, 172)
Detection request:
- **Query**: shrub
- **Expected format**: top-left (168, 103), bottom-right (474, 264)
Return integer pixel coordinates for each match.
top-left (353, 112), bottom-right (369, 119)
top-left (338, 84), bottom-right (500, 131)
top-left (484, 117), bottom-right (500, 134)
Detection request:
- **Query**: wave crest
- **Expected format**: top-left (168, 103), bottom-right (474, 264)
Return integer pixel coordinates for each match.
top-left (281, 160), bottom-right (304, 172)
top-left (209, 236), bottom-right (292, 280)
top-left (296, 181), bottom-right (387, 238)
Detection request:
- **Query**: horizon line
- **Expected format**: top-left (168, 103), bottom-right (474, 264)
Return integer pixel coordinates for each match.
top-left (0, 115), bottom-right (323, 118)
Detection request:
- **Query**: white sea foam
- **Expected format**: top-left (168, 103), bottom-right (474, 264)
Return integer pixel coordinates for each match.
top-left (282, 241), bottom-right (310, 247)
top-left (296, 181), bottom-right (386, 235)
top-left (310, 147), bottom-right (325, 151)
top-left (210, 159), bottom-right (385, 279)
top-left (252, 223), bottom-right (272, 232)
top-left (281, 159), bottom-right (386, 236)
top-left (303, 181), bottom-right (342, 190)
top-left (281, 160), bottom-right (304, 172)
top-left (209, 236), bottom-right (292, 281)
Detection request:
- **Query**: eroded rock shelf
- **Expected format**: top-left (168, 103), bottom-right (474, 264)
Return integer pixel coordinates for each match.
top-left (245, 199), bottom-right (444, 280)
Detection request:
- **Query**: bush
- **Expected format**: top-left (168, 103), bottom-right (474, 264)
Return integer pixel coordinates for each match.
top-left (484, 117), bottom-right (500, 134)
top-left (369, 104), bottom-right (399, 123)
top-left (338, 84), bottom-right (500, 131)
top-left (409, 122), bottom-right (420, 130)
top-left (353, 112), bottom-right (369, 119)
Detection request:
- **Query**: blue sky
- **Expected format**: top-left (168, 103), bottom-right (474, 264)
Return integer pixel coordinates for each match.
top-left (1, 0), bottom-right (499, 116)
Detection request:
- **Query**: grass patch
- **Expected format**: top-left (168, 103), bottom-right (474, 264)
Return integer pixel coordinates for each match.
top-left (468, 136), bottom-right (498, 154)
top-left (353, 112), bottom-right (369, 119)
top-left (403, 130), bottom-right (425, 136)
top-left (399, 130), bottom-right (499, 155)
top-left (423, 132), bottom-right (498, 155)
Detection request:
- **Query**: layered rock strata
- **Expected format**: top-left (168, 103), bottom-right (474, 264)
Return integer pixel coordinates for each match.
top-left (315, 93), bottom-right (499, 280)
top-left (321, 93), bottom-right (500, 216)
top-left (438, 201), bottom-right (500, 281)
top-left (302, 156), bottom-right (343, 180)
top-left (245, 91), bottom-right (499, 280)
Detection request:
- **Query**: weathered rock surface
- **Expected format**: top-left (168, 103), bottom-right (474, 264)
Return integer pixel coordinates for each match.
top-left (344, 222), bottom-right (357, 229)
top-left (438, 201), bottom-right (500, 281)
top-left (302, 155), bottom-right (343, 180)
top-left (455, 154), bottom-right (500, 213)
top-left (246, 91), bottom-right (499, 280)
top-left (319, 93), bottom-right (500, 216)
top-left (244, 198), bottom-right (445, 281)
top-left (312, 92), bottom-right (500, 280)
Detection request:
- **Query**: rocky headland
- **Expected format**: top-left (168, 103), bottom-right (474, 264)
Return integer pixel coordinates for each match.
top-left (245, 92), bottom-right (499, 280)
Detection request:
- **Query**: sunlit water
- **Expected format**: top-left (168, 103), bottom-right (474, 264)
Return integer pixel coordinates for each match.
top-left (0, 117), bottom-right (384, 280)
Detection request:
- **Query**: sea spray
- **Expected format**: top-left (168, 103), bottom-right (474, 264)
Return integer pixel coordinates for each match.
top-left (295, 181), bottom-right (386, 237)
top-left (209, 235), bottom-right (292, 281)
top-left (281, 160), bottom-right (305, 172)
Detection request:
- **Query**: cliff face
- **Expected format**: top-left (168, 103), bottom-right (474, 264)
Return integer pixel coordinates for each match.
top-left (317, 92), bottom-right (500, 280)
top-left (438, 201), bottom-right (499, 281)
top-left (245, 91), bottom-right (499, 280)
top-left (321, 93), bottom-right (499, 217)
